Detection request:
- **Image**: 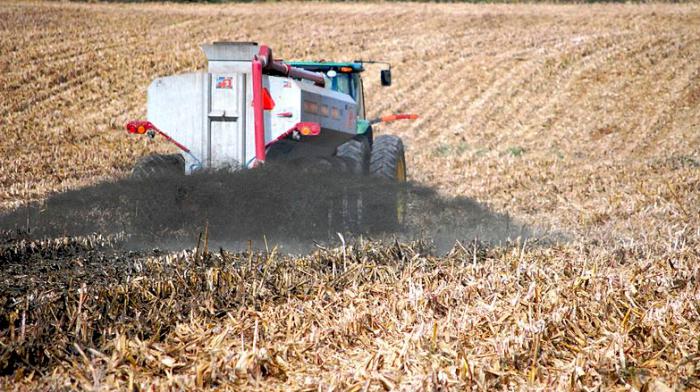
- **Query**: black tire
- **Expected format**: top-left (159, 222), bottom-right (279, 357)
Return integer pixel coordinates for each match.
top-left (131, 154), bottom-right (185, 179)
top-left (370, 135), bottom-right (406, 182)
top-left (329, 135), bottom-right (370, 232)
top-left (295, 156), bottom-right (357, 233)
top-left (368, 135), bottom-right (407, 231)
top-left (335, 135), bottom-right (371, 176)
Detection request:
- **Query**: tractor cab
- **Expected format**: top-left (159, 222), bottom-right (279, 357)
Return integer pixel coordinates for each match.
top-left (289, 61), bottom-right (391, 136)
top-left (288, 62), bottom-right (368, 119)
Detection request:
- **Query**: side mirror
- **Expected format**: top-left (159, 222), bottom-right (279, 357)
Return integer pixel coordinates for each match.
top-left (381, 69), bottom-right (392, 86)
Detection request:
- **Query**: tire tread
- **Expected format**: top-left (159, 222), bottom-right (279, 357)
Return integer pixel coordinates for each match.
top-left (370, 135), bottom-right (405, 181)
top-left (336, 136), bottom-right (370, 175)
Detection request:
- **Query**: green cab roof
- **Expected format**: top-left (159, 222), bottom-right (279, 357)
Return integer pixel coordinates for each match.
top-left (287, 61), bottom-right (364, 73)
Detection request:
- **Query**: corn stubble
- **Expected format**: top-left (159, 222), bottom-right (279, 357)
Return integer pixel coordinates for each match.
top-left (1, 1), bottom-right (699, 390)
top-left (2, 233), bottom-right (697, 390)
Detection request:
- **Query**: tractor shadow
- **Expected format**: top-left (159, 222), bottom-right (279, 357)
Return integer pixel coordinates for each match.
top-left (0, 166), bottom-right (548, 254)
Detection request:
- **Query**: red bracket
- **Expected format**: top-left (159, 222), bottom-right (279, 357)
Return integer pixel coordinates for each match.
top-left (125, 120), bottom-right (191, 154)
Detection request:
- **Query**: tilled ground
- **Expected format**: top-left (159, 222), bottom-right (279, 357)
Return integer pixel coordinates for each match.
top-left (1, 1), bottom-right (699, 390)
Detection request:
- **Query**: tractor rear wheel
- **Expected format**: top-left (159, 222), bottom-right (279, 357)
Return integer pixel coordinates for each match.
top-left (131, 154), bottom-right (185, 179)
top-left (368, 135), bottom-right (407, 230)
top-left (331, 135), bottom-right (371, 232)
top-left (335, 135), bottom-right (371, 175)
top-left (370, 135), bottom-right (406, 182)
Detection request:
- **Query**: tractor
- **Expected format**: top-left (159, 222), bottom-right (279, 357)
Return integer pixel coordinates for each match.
top-left (126, 41), bottom-right (414, 181)
top-left (125, 42), bottom-right (415, 231)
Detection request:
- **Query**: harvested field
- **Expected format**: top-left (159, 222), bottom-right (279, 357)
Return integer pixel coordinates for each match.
top-left (1, 1), bottom-right (699, 390)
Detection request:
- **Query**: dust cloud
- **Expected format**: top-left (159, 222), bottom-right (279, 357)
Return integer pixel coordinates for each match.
top-left (0, 166), bottom-right (534, 254)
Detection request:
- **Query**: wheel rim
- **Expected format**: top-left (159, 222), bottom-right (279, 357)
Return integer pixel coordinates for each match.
top-left (396, 157), bottom-right (407, 225)
top-left (396, 158), bottom-right (406, 182)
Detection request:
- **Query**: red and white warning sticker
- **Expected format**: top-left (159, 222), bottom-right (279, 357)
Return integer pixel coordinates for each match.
top-left (216, 76), bottom-right (233, 89)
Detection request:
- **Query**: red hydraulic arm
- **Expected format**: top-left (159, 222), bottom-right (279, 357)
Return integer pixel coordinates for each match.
top-left (252, 55), bottom-right (265, 166)
top-left (125, 120), bottom-right (202, 168)
top-left (125, 120), bottom-right (191, 153)
top-left (251, 45), bottom-right (326, 165)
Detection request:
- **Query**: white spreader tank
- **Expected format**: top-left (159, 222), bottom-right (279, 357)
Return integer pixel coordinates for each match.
top-left (145, 42), bottom-right (357, 173)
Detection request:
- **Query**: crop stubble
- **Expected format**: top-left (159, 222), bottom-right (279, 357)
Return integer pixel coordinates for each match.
top-left (1, 1), bottom-right (699, 390)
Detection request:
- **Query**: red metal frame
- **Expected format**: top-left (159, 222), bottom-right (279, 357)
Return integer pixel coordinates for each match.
top-left (125, 120), bottom-right (191, 153)
top-left (252, 45), bottom-right (326, 164)
top-left (252, 55), bottom-right (266, 164)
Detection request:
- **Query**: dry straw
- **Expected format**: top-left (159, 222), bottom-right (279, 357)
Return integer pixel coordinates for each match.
top-left (1, 229), bottom-right (698, 390)
top-left (1, 1), bottom-right (699, 390)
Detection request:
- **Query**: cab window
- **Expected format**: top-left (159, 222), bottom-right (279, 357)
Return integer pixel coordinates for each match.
top-left (355, 74), bottom-right (365, 119)
top-left (335, 74), bottom-right (352, 97)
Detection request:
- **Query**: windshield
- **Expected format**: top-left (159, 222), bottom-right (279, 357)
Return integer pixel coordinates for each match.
top-left (323, 72), bottom-right (354, 99)
top-left (335, 74), bottom-right (352, 96)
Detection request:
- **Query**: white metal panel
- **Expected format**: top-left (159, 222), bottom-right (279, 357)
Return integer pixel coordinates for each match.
top-left (210, 119), bottom-right (242, 169)
top-left (298, 81), bottom-right (357, 135)
top-left (208, 61), bottom-right (252, 74)
top-left (147, 72), bottom-right (207, 174)
top-left (208, 73), bottom-right (246, 169)
top-left (210, 73), bottom-right (240, 118)
top-left (269, 76), bottom-right (301, 139)
top-left (201, 43), bottom-right (259, 63)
